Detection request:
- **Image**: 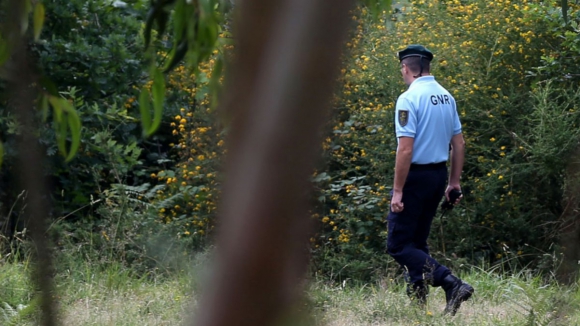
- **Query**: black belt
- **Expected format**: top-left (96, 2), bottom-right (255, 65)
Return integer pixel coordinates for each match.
top-left (409, 162), bottom-right (446, 171)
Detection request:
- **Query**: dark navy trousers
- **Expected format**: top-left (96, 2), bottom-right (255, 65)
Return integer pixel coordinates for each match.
top-left (386, 163), bottom-right (451, 287)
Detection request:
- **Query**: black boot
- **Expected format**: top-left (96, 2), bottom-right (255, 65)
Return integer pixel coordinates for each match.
top-left (441, 274), bottom-right (474, 315)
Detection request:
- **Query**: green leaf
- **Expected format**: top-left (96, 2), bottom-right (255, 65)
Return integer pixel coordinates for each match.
top-left (147, 69), bottom-right (165, 136)
top-left (47, 96), bottom-right (67, 156)
top-left (139, 88), bottom-right (152, 135)
top-left (47, 96), bottom-right (81, 161)
top-left (33, 2), bottom-right (45, 41)
top-left (21, 0), bottom-right (33, 34)
top-left (57, 115), bottom-right (68, 157)
top-left (64, 105), bottom-right (81, 162)
top-left (48, 96), bottom-right (63, 122)
top-left (173, 0), bottom-right (187, 41)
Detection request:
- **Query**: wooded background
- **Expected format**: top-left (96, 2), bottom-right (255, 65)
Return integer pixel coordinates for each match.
top-left (1, 0), bottom-right (580, 324)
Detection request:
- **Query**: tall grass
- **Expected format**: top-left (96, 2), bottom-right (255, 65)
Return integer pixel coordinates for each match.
top-left (1, 243), bottom-right (579, 325)
top-left (309, 266), bottom-right (580, 326)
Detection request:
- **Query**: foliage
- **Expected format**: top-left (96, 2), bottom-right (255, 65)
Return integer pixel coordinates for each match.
top-left (1, 0), bottom-right (181, 220)
top-left (308, 0), bottom-right (580, 280)
top-left (35, 0), bottom-right (146, 102)
top-left (0, 262), bottom-right (34, 309)
top-left (128, 0), bottom-right (580, 280)
top-left (151, 57), bottom-right (226, 246)
top-left (138, 0), bottom-right (231, 138)
top-left (526, 1), bottom-right (580, 82)
top-left (0, 302), bottom-right (34, 326)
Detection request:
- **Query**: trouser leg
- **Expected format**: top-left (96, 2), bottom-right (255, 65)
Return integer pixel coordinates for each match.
top-left (386, 168), bottom-right (450, 287)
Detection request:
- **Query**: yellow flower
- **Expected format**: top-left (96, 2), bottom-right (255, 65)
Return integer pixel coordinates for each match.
top-left (322, 216), bottom-right (330, 223)
top-left (490, 137), bottom-right (496, 142)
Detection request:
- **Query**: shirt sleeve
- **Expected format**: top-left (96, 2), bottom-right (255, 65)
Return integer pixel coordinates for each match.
top-left (452, 101), bottom-right (462, 135)
top-left (395, 96), bottom-right (417, 138)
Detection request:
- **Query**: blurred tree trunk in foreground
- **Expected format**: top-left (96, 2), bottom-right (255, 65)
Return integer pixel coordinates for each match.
top-left (3, 1), bottom-right (58, 325)
top-left (190, 0), bottom-right (355, 325)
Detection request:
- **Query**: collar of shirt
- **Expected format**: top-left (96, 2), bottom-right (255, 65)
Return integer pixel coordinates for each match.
top-left (408, 75), bottom-right (435, 91)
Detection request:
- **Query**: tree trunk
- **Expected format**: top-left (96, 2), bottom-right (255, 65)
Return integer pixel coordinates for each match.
top-left (190, 0), bottom-right (355, 325)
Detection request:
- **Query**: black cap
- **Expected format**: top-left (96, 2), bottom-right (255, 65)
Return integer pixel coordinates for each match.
top-left (397, 44), bottom-right (434, 62)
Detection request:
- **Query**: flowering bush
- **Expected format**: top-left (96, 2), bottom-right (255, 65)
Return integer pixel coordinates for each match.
top-left (140, 0), bottom-right (580, 279)
top-left (150, 55), bottom-right (226, 247)
top-left (311, 0), bottom-right (580, 279)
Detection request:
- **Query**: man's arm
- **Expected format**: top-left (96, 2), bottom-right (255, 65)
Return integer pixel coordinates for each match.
top-left (446, 133), bottom-right (465, 201)
top-left (391, 137), bottom-right (414, 213)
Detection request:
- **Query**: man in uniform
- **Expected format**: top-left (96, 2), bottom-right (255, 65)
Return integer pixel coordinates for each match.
top-left (386, 44), bottom-right (474, 315)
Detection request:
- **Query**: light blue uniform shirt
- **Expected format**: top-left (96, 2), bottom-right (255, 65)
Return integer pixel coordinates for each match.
top-left (395, 76), bottom-right (462, 164)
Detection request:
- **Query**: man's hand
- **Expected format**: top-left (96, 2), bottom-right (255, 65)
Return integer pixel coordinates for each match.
top-left (445, 185), bottom-right (463, 205)
top-left (391, 189), bottom-right (404, 213)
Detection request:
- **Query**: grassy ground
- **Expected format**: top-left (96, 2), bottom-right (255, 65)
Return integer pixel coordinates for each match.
top-left (1, 254), bottom-right (580, 325)
top-left (308, 269), bottom-right (580, 326)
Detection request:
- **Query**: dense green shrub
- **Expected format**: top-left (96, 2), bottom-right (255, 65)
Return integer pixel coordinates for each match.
top-left (310, 0), bottom-right (580, 280)
top-left (0, 0), bottom-right (184, 222)
top-left (144, 0), bottom-right (580, 280)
